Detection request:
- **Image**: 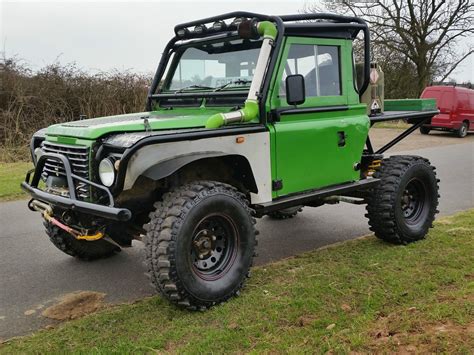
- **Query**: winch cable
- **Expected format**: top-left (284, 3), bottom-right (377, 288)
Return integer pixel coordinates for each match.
top-left (29, 200), bottom-right (105, 241)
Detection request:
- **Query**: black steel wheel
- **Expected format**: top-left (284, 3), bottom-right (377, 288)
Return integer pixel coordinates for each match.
top-left (365, 155), bottom-right (439, 244)
top-left (144, 181), bottom-right (257, 310)
top-left (455, 121), bottom-right (469, 138)
top-left (400, 178), bottom-right (427, 223)
top-left (190, 214), bottom-right (239, 281)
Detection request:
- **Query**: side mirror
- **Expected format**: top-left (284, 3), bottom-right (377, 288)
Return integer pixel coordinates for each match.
top-left (285, 74), bottom-right (306, 106)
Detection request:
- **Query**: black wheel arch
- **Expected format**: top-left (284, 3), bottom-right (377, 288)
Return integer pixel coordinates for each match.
top-left (140, 153), bottom-right (259, 194)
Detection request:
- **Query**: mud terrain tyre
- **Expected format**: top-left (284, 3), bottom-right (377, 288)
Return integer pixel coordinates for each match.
top-left (268, 206), bottom-right (303, 219)
top-left (365, 156), bottom-right (439, 244)
top-left (45, 222), bottom-right (120, 260)
top-left (144, 181), bottom-right (257, 310)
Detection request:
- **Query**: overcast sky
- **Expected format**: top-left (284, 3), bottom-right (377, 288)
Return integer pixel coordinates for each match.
top-left (1, 0), bottom-right (473, 82)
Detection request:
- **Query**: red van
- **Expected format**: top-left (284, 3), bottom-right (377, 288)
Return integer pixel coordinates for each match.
top-left (420, 85), bottom-right (474, 138)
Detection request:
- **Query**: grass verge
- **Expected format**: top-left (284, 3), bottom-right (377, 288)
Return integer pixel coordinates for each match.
top-left (1, 210), bottom-right (473, 353)
top-left (0, 162), bottom-right (31, 201)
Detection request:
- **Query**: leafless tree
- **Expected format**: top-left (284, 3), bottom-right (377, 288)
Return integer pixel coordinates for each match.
top-left (305, 0), bottom-right (474, 96)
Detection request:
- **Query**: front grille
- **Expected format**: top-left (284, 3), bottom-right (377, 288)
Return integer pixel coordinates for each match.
top-left (41, 142), bottom-right (91, 200)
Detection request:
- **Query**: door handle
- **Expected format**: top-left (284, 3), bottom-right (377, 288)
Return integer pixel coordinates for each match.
top-left (337, 131), bottom-right (347, 147)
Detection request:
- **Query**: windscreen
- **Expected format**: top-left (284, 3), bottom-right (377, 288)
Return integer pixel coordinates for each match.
top-left (165, 39), bottom-right (261, 91)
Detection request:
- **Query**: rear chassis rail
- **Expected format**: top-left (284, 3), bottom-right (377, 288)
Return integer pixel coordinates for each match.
top-left (21, 152), bottom-right (131, 222)
top-left (367, 109), bottom-right (439, 154)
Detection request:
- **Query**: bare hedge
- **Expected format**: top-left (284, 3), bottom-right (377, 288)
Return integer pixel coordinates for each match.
top-left (0, 58), bottom-right (150, 161)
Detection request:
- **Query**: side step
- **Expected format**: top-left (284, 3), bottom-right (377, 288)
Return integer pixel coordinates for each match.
top-left (254, 178), bottom-right (380, 217)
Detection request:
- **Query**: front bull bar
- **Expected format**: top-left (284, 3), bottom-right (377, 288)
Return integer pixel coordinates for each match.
top-left (21, 152), bottom-right (132, 222)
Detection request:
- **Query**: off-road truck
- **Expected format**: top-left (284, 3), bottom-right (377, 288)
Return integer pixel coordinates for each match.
top-left (23, 12), bottom-right (440, 310)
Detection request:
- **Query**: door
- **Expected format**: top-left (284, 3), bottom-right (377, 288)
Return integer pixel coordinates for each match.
top-left (269, 37), bottom-right (369, 197)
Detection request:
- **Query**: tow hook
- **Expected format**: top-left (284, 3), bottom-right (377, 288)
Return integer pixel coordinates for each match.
top-left (28, 199), bottom-right (105, 241)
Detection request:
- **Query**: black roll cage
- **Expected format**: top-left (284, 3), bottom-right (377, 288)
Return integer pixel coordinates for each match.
top-left (145, 11), bottom-right (371, 116)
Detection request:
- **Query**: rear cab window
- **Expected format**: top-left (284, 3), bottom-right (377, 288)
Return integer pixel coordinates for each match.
top-left (280, 44), bottom-right (341, 97)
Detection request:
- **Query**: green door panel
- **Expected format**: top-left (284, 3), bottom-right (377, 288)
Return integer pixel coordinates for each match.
top-left (267, 36), bottom-right (369, 197)
top-left (274, 107), bottom-right (369, 196)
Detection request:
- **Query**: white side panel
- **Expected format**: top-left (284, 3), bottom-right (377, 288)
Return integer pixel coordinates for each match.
top-left (124, 131), bottom-right (272, 204)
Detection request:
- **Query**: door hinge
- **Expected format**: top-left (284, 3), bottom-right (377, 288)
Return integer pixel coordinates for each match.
top-left (272, 179), bottom-right (283, 191)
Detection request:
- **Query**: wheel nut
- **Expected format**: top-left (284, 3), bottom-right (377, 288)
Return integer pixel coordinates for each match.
top-left (211, 235), bottom-right (216, 241)
top-left (198, 253), bottom-right (204, 259)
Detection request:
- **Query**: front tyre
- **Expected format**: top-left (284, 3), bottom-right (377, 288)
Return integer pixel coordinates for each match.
top-left (365, 156), bottom-right (439, 244)
top-left (45, 222), bottom-right (120, 260)
top-left (144, 181), bottom-right (257, 310)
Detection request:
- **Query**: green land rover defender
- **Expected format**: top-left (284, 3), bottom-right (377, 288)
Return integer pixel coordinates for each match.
top-left (23, 12), bottom-right (440, 310)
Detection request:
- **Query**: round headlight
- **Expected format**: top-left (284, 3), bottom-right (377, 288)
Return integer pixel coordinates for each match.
top-left (194, 24), bottom-right (207, 35)
top-left (212, 21), bottom-right (226, 31)
top-left (99, 158), bottom-right (115, 187)
top-left (231, 17), bottom-right (246, 27)
top-left (176, 28), bottom-right (189, 38)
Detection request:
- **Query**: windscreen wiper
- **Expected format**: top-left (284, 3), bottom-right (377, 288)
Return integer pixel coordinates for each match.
top-left (214, 79), bottom-right (252, 92)
top-left (175, 85), bottom-right (214, 93)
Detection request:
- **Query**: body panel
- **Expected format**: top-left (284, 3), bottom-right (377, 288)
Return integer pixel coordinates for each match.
top-left (45, 108), bottom-right (252, 139)
top-left (272, 106), bottom-right (369, 196)
top-left (124, 131), bottom-right (272, 204)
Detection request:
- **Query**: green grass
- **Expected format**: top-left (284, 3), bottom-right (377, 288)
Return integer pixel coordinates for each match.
top-left (0, 162), bottom-right (31, 201)
top-left (1, 210), bottom-right (473, 353)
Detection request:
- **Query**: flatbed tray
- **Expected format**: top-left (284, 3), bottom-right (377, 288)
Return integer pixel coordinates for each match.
top-left (369, 110), bottom-right (439, 125)
top-left (368, 109), bottom-right (439, 154)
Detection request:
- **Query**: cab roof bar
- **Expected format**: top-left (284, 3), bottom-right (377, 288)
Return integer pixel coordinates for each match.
top-left (174, 11), bottom-right (274, 35)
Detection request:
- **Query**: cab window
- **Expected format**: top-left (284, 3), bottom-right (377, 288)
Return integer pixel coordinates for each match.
top-left (280, 44), bottom-right (341, 97)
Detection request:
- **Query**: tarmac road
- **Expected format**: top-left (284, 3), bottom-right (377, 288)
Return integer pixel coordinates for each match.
top-left (1, 141), bottom-right (473, 340)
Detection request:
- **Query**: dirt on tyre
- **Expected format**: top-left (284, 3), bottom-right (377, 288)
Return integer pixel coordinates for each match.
top-left (455, 121), bottom-right (469, 138)
top-left (45, 221), bottom-right (120, 260)
top-left (144, 181), bottom-right (257, 310)
top-left (365, 155), bottom-right (439, 244)
top-left (268, 206), bottom-right (303, 219)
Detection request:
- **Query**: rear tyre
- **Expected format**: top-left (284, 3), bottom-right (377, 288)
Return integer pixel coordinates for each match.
top-left (268, 206), bottom-right (303, 219)
top-left (365, 156), bottom-right (439, 244)
top-left (45, 222), bottom-right (120, 260)
top-left (144, 181), bottom-right (257, 310)
top-left (455, 121), bottom-right (469, 138)
top-left (419, 126), bottom-right (430, 135)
